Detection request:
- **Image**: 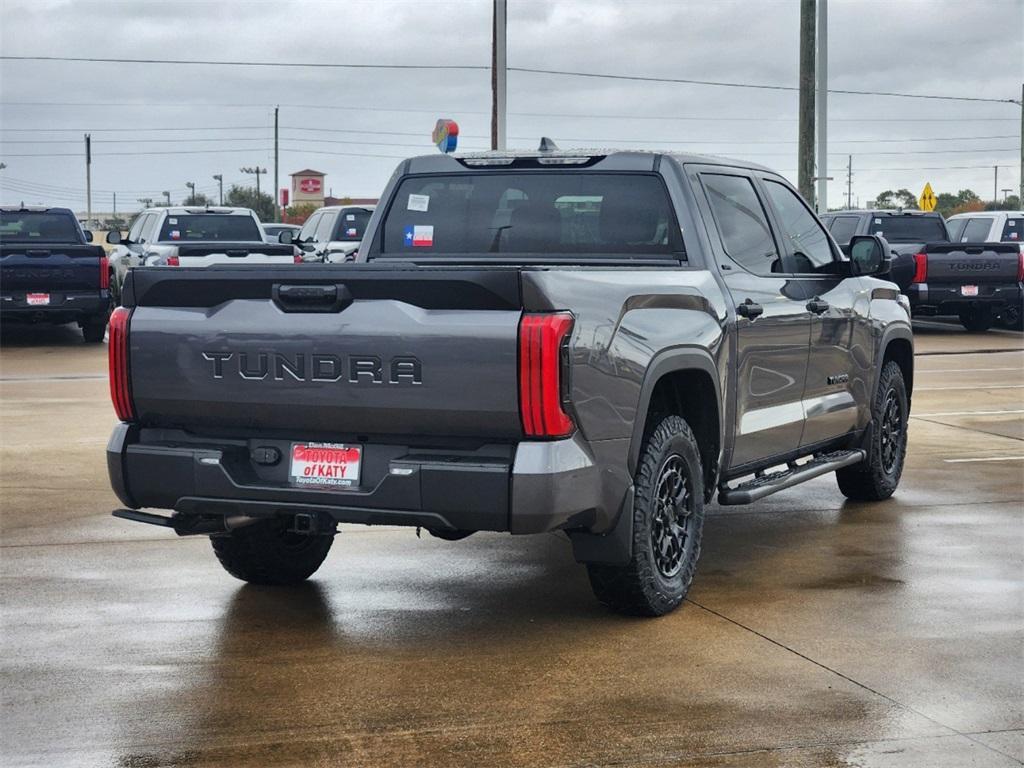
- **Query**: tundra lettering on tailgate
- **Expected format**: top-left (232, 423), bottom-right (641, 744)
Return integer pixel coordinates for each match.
top-left (201, 351), bottom-right (422, 385)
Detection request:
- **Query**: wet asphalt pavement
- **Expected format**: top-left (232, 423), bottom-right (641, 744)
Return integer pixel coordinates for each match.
top-left (1, 320), bottom-right (1022, 768)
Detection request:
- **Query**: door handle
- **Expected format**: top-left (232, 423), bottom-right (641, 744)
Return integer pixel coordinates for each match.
top-left (806, 298), bottom-right (830, 314)
top-left (737, 299), bottom-right (764, 319)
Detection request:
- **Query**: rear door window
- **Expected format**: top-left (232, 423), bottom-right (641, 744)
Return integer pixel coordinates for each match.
top-left (127, 214), bottom-right (149, 243)
top-left (1000, 217), bottom-right (1022, 242)
top-left (379, 172), bottom-right (682, 258)
top-left (828, 216), bottom-right (860, 246)
top-left (946, 218), bottom-right (968, 241)
top-left (960, 218), bottom-right (993, 243)
top-left (700, 173), bottom-right (781, 275)
top-left (298, 212), bottom-right (321, 242)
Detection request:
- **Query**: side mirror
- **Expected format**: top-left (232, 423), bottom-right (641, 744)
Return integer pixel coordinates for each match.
top-left (278, 230), bottom-right (295, 244)
top-left (106, 230), bottom-right (123, 245)
top-left (849, 234), bottom-right (892, 277)
top-left (83, 230), bottom-right (94, 242)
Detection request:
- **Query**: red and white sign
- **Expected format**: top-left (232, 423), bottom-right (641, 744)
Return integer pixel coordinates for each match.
top-left (26, 293), bottom-right (50, 306)
top-left (280, 188), bottom-right (289, 207)
top-left (290, 442), bottom-right (361, 487)
top-left (298, 178), bottom-right (322, 194)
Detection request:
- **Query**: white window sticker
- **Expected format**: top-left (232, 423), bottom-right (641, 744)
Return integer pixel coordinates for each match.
top-left (168, 218), bottom-right (178, 224)
top-left (874, 230), bottom-right (883, 237)
top-left (1009, 220), bottom-right (1016, 226)
top-left (407, 194), bottom-right (430, 212)
top-left (346, 214), bottom-right (355, 221)
top-left (873, 218), bottom-right (882, 225)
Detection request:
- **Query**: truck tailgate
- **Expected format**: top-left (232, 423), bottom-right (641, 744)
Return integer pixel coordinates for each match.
top-left (0, 244), bottom-right (103, 292)
top-left (922, 243), bottom-right (1020, 283)
top-left (124, 266), bottom-right (524, 438)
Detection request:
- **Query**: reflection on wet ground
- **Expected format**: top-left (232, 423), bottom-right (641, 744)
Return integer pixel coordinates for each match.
top-left (1, 323), bottom-right (1022, 767)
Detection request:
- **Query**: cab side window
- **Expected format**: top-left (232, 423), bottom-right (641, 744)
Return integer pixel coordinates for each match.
top-left (946, 218), bottom-right (967, 241)
top-left (314, 212), bottom-right (337, 243)
top-left (762, 180), bottom-right (835, 272)
top-left (960, 218), bottom-right (992, 242)
top-left (828, 216), bottom-right (860, 246)
top-left (127, 214), bottom-right (149, 244)
top-left (139, 214), bottom-right (160, 243)
top-left (298, 212), bottom-right (321, 242)
top-left (701, 174), bottom-right (781, 275)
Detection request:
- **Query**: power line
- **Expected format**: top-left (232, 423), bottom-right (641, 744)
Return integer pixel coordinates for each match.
top-left (2, 56), bottom-right (1018, 104)
top-left (1, 102), bottom-right (1017, 122)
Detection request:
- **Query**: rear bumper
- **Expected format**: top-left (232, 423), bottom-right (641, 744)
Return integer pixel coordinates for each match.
top-left (906, 282), bottom-right (1022, 315)
top-left (0, 290), bottom-right (109, 322)
top-left (107, 424), bottom-right (604, 535)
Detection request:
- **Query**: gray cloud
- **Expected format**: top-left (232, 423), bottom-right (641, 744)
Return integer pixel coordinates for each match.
top-left (1, 0), bottom-right (1020, 214)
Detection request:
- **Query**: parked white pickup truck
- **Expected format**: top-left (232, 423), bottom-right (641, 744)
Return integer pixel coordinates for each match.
top-left (106, 206), bottom-right (299, 298)
top-left (945, 210), bottom-right (1024, 329)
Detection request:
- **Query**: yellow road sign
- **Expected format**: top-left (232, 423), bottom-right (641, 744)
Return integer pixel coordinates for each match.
top-left (919, 182), bottom-right (937, 212)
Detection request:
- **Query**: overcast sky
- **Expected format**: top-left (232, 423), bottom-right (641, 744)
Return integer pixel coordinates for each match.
top-left (0, 0), bottom-right (1021, 215)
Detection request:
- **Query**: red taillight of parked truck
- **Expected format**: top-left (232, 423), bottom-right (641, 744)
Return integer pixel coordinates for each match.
top-left (99, 255), bottom-right (110, 289)
top-left (108, 307), bottom-right (135, 421)
top-left (518, 312), bottom-right (575, 438)
top-left (911, 253), bottom-right (928, 284)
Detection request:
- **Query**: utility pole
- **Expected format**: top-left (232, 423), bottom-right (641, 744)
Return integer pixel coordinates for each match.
top-left (1019, 83), bottom-right (1023, 203)
top-left (798, 0), bottom-right (816, 205)
top-left (274, 106), bottom-right (280, 222)
top-left (84, 133), bottom-right (92, 226)
top-left (138, 197), bottom-right (153, 209)
top-left (213, 174), bottom-right (223, 205)
top-left (491, 0), bottom-right (507, 150)
top-left (846, 154), bottom-right (853, 209)
top-left (113, 192), bottom-right (116, 221)
top-left (240, 166), bottom-right (267, 214)
top-left (993, 166), bottom-right (998, 205)
top-left (185, 181), bottom-right (196, 205)
top-left (815, 0), bottom-right (827, 213)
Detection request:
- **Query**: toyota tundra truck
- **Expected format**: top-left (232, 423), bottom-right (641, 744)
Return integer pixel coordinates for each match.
top-left (107, 149), bottom-right (913, 616)
top-left (821, 209), bottom-right (1022, 332)
top-left (1, 206), bottom-right (112, 342)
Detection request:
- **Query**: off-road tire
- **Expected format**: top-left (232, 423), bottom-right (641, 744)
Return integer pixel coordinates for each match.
top-left (959, 308), bottom-right (993, 333)
top-left (586, 414), bottom-right (705, 617)
top-left (211, 519), bottom-right (334, 585)
top-left (81, 316), bottom-right (107, 343)
top-left (999, 303), bottom-right (1023, 331)
top-left (837, 361), bottom-right (908, 501)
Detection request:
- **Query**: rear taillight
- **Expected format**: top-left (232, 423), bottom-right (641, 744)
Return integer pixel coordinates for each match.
top-left (108, 307), bottom-right (134, 422)
top-left (518, 312), bottom-right (575, 438)
top-left (166, 255), bottom-right (180, 267)
top-left (911, 253), bottom-right (927, 284)
top-left (1018, 249), bottom-right (1023, 281)
top-left (294, 253), bottom-right (304, 264)
top-left (99, 255), bottom-right (109, 289)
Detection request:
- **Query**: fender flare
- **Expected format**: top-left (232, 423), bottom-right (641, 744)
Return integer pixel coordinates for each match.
top-left (875, 323), bottom-right (914, 402)
top-left (627, 346), bottom-right (723, 476)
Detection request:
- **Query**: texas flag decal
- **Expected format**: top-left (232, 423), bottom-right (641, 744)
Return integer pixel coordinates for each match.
top-left (403, 225), bottom-right (434, 247)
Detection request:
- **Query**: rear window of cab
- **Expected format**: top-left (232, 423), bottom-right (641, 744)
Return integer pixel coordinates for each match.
top-left (157, 214), bottom-right (262, 242)
top-left (378, 172), bottom-right (683, 258)
top-left (1001, 217), bottom-right (1022, 242)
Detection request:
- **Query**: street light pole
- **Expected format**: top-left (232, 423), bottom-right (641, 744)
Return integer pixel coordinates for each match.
top-left (185, 181), bottom-right (196, 205)
top-left (212, 174), bottom-right (223, 205)
top-left (84, 133), bottom-right (92, 225)
top-left (491, 0), bottom-right (507, 151)
top-left (815, 0), bottom-right (827, 213)
top-left (162, 191), bottom-right (171, 206)
top-left (797, 0), bottom-right (816, 205)
top-left (274, 106), bottom-right (280, 222)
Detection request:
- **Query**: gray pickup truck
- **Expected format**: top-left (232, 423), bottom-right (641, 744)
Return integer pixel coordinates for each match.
top-left (821, 210), bottom-right (1022, 332)
top-left (108, 149), bottom-right (913, 616)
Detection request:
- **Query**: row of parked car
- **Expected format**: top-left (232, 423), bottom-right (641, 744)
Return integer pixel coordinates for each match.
top-left (0, 196), bottom-right (1020, 342)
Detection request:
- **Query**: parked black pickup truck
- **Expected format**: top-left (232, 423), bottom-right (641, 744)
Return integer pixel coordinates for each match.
top-left (0, 206), bottom-right (112, 342)
top-left (821, 210), bottom-right (1022, 332)
top-left (108, 149), bottom-right (913, 616)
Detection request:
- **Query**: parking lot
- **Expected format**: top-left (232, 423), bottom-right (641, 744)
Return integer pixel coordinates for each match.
top-left (0, 320), bottom-right (1019, 768)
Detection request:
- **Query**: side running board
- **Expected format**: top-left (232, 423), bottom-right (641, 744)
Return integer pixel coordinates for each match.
top-left (717, 450), bottom-right (866, 506)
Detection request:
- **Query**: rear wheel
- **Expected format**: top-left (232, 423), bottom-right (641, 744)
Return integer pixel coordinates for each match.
top-left (999, 303), bottom-right (1023, 331)
top-left (959, 307), bottom-right (993, 333)
top-left (586, 414), bottom-right (705, 617)
top-left (211, 518), bottom-right (334, 585)
top-left (81, 316), bottom-right (107, 343)
top-left (837, 361), bottom-right (908, 501)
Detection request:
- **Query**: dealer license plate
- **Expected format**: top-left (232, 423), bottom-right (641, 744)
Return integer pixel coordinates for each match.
top-left (960, 285), bottom-right (979, 297)
top-left (289, 442), bottom-right (361, 488)
top-left (25, 293), bottom-right (50, 306)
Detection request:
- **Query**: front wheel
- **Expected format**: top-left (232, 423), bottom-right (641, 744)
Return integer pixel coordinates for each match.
top-left (959, 307), bottom-right (993, 333)
top-left (837, 361), bottom-right (908, 501)
top-left (586, 414), bottom-right (705, 617)
top-left (211, 518), bottom-right (334, 585)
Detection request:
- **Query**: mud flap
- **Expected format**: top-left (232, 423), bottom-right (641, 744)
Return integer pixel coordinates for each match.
top-left (568, 487), bottom-right (634, 566)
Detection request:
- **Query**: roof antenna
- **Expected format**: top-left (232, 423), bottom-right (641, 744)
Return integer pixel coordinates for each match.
top-left (538, 137), bottom-right (559, 152)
